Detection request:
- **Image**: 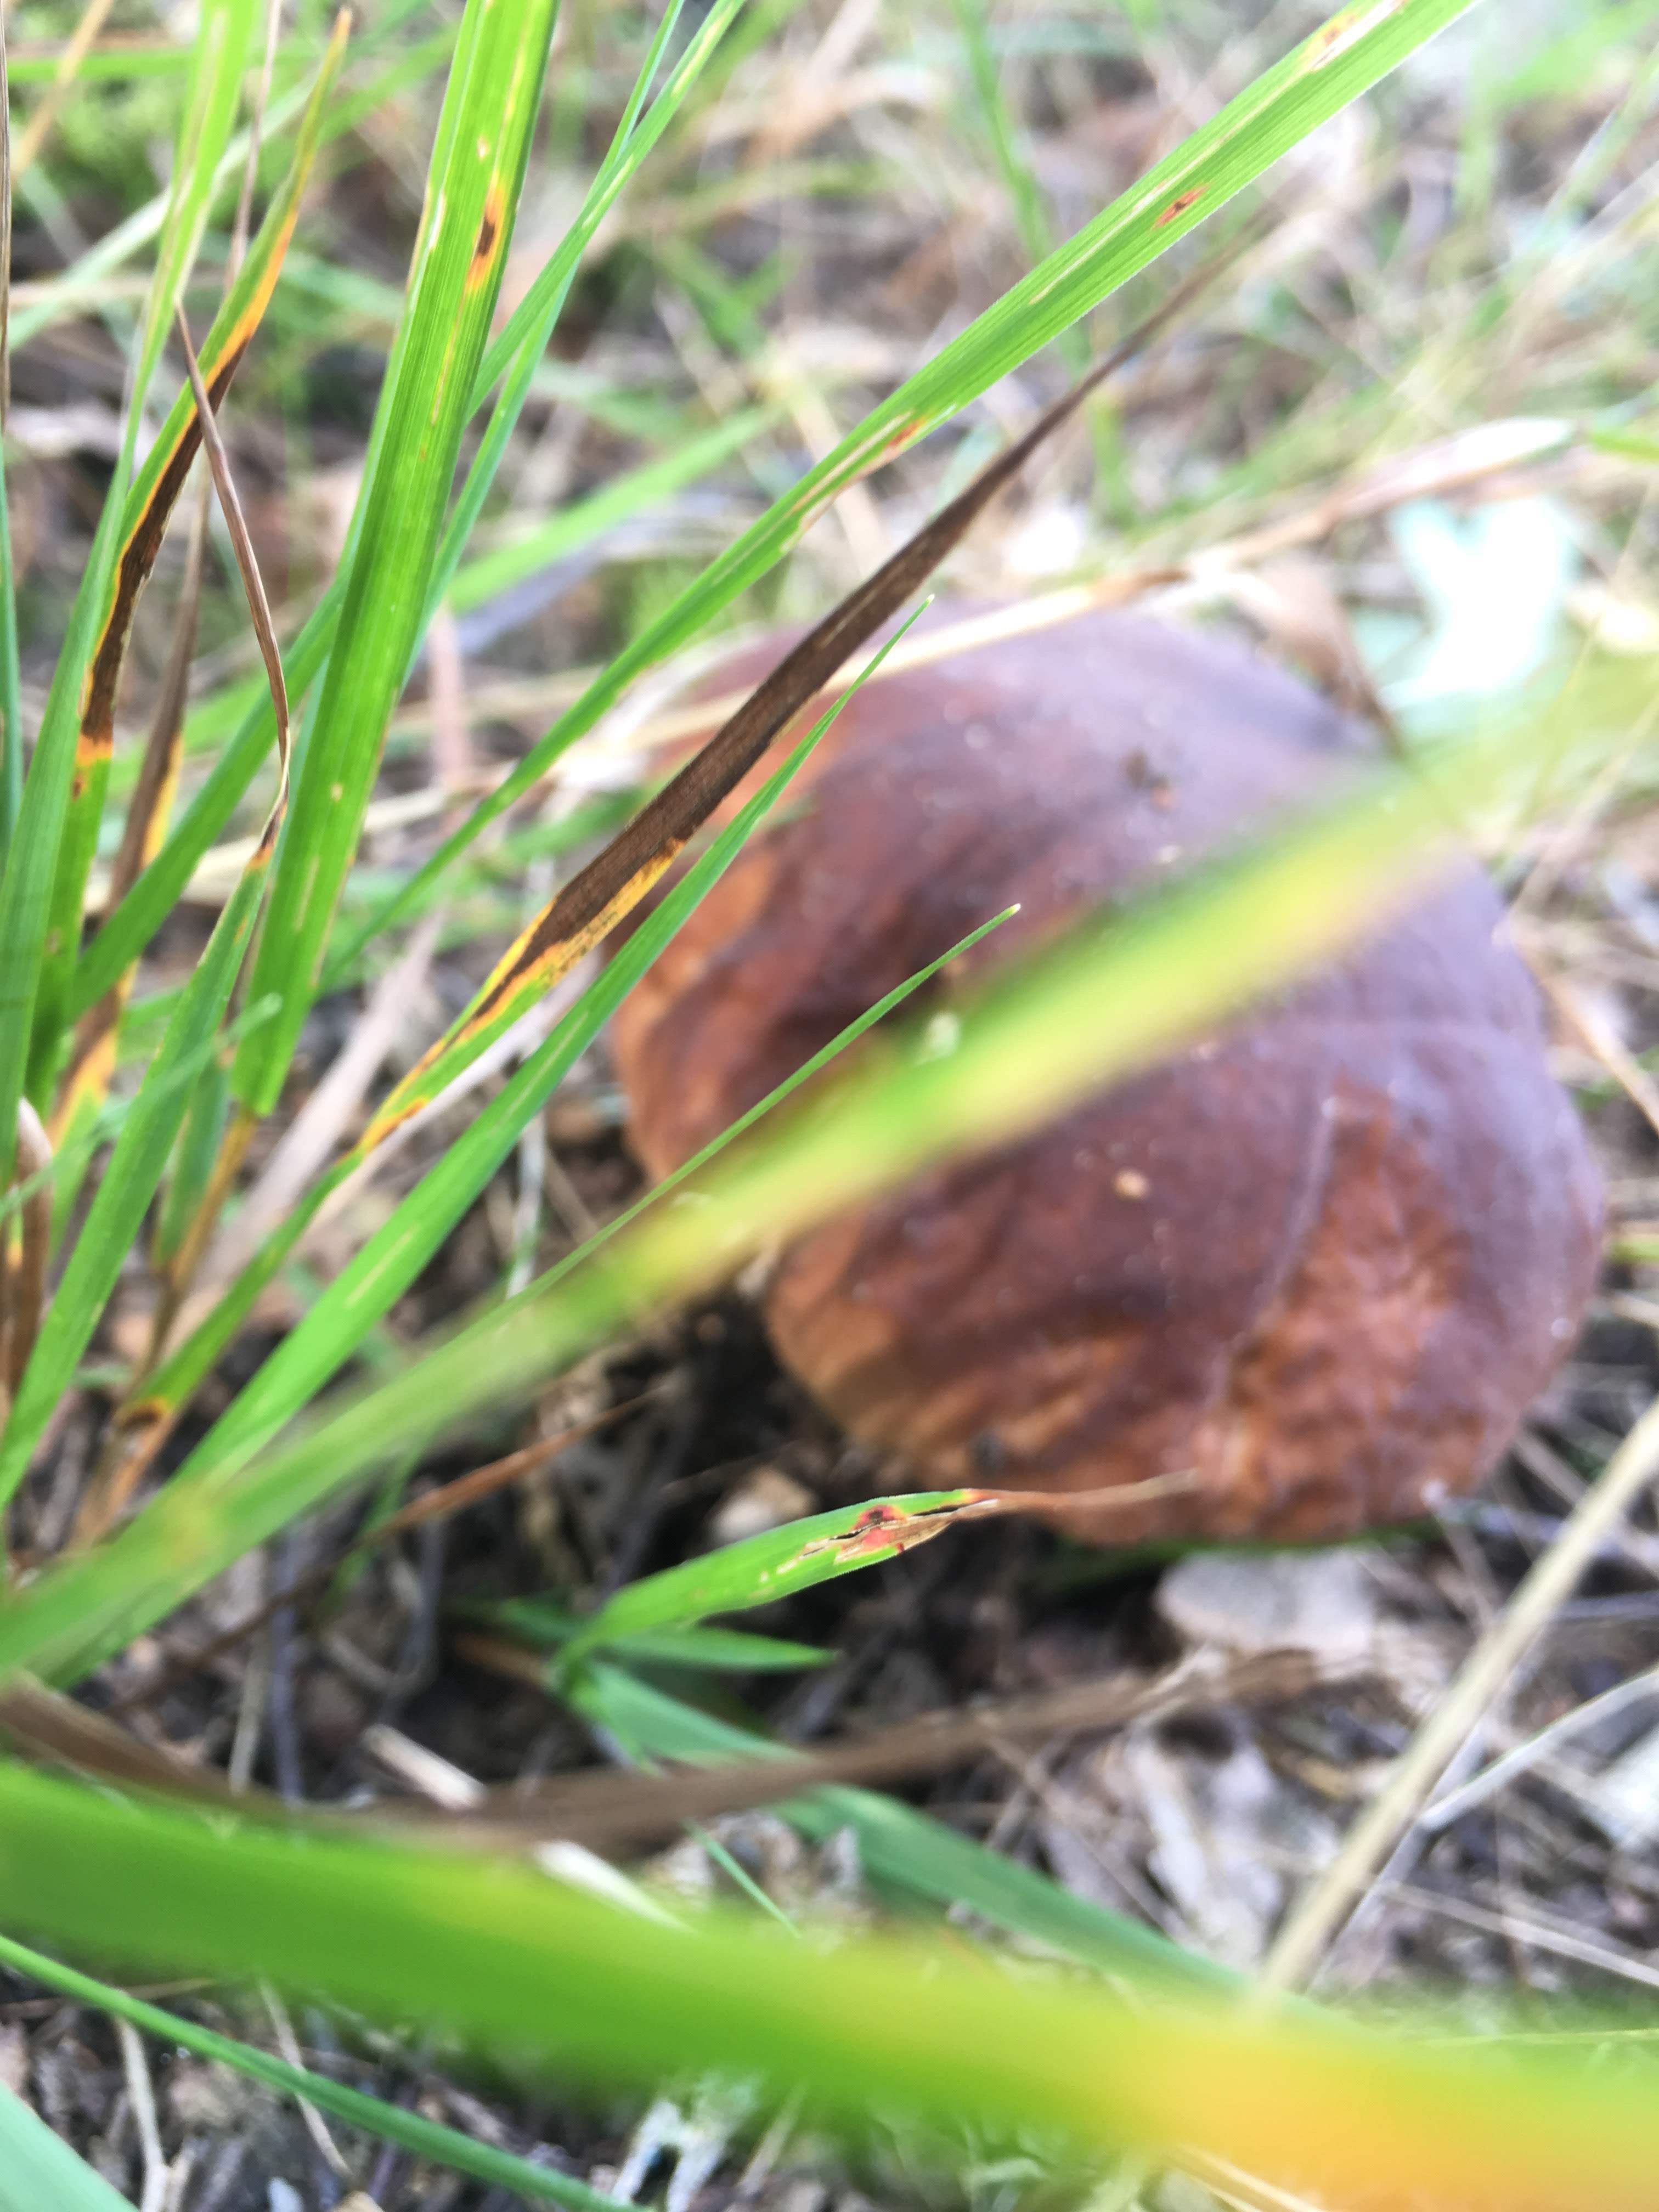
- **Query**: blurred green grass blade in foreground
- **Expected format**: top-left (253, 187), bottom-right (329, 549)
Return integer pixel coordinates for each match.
top-left (0, 2081), bottom-right (131, 2212)
top-left (525, 903), bottom-right (1018, 1299)
top-left (0, 658), bottom-right (1624, 1691)
top-left (0, 1758), bottom-right (1655, 2212)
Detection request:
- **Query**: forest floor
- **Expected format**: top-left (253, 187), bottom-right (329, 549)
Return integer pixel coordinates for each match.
top-left (5, 3), bottom-right (1659, 2207)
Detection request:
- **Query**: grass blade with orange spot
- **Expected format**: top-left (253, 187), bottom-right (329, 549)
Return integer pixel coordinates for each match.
top-left (560, 1493), bottom-right (988, 1670)
top-left (557, 1472), bottom-right (1195, 1677)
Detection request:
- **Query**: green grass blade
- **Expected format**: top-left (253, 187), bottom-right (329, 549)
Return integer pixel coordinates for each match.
top-left (346, 0), bottom-right (1484, 960)
top-left (575, 1662), bottom-right (1237, 1995)
top-left (225, 0), bottom-right (561, 1125)
top-left (131, 0), bottom-right (258, 409)
top-left (481, 1600), bottom-right (831, 1672)
top-left (0, 11), bottom-right (16, 868)
top-left (563, 1492), bottom-right (984, 1664)
top-left (523, 905), bottom-right (1017, 1301)
top-left (0, 2083), bottom-right (129, 2212)
top-left (150, 1049), bottom-right (230, 1271)
top-left (0, 458), bottom-right (21, 874)
top-left (581, 1624), bottom-right (830, 1672)
top-left (445, 405), bottom-right (770, 620)
top-left (0, 1928), bottom-right (627, 2212)
top-left (467, 0), bottom-right (735, 410)
top-left (950, 0), bottom-right (1084, 370)
top-left (0, 1761), bottom-right (1655, 2209)
top-left (0, 478), bottom-right (132, 1177)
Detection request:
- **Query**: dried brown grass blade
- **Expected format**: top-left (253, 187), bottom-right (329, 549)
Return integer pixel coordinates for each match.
top-left (0, 1647), bottom-right (1342, 1857)
top-left (55, 493), bottom-right (212, 1139)
top-left (435, 1645), bottom-right (1341, 1854)
top-left (173, 307), bottom-right (290, 800)
top-left (133, 306), bottom-right (292, 1338)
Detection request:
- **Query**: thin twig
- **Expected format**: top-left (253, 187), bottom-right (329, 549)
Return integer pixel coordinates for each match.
top-left (261, 1985), bottom-right (351, 2181)
top-left (1420, 1657), bottom-right (1659, 1832)
top-left (115, 2016), bottom-right (170, 2212)
top-left (1259, 1390), bottom-right (1659, 1994)
top-left (205, 915), bottom-right (444, 1286)
top-left (230, 0), bottom-right (284, 280)
top-left (0, 1647), bottom-right (1352, 1862)
top-left (436, 1646), bottom-right (1351, 1855)
top-left (1533, 961), bottom-right (1659, 1147)
top-left (173, 308), bottom-right (289, 769)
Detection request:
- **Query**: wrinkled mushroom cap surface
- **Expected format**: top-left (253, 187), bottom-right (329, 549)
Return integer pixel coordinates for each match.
top-left (613, 608), bottom-right (1604, 1544)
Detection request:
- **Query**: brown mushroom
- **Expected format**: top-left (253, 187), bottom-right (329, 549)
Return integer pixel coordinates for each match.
top-left (612, 607), bottom-right (1604, 1546)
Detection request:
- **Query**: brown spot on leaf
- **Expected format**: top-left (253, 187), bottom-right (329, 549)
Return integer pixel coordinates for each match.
top-left (1302, 3), bottom-right (1396, 69)
top-left (469, 189), bottom-right (505, 287)
top-left (1154, 186), bottom-right (1207, 228)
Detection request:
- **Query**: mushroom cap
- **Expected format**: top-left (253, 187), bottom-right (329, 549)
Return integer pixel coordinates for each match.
top-left (612, 607), bottom-right (1604, 1544)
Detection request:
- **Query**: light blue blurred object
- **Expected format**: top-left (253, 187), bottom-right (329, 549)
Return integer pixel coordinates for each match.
top-left (1385, 494), bottom-right (1580, 712)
